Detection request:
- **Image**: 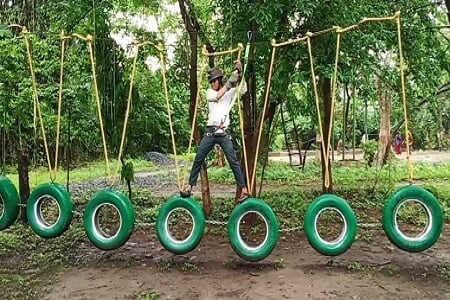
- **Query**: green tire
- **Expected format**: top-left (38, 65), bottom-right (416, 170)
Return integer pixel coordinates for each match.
top-left (227, 198), bottom-right (279, 262)
top-left (83, 190), bottom-right (135, 250)
top-left (0, 176), bottom-right (20, 230)
top-left (27, 183), bottom-right (74, 238)
top-left (304, 194), bottom-right (358, 256)
top-left (382, 185), bottom-right (443, 252)
top-left (156, 196), bottom-right (205, 255)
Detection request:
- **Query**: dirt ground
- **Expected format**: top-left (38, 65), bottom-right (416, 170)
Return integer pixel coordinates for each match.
top-left (46, 225), bottom-right (450, 300)
top-left (17, 149), bottom-right (450, 299)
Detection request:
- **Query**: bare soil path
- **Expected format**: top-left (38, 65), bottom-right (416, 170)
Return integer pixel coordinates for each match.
top-left (46, 227), bottom-right (450, 300)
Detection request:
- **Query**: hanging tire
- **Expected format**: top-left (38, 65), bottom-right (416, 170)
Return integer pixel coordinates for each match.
top-left (27, 183), bottom-right (73, 238)
top-left (156, 196), bottom-right (205, 255)
top-left (0, 176), bottom-right (20, 230)
top-left (304, 194), bottom-right (358, 256)
top-left (84, 189), bottom-right (135, 250)
top-left (382, 185), bottom-right (443, 252)
top-left (227, 198), bottom-right (279, 262)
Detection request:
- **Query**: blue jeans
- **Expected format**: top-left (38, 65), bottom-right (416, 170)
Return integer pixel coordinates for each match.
top-left (188, 127), bottom-right (246, 187)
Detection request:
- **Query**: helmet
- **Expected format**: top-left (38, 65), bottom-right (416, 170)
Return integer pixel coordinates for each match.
top-left (208, 67), bottom-right (224, 83)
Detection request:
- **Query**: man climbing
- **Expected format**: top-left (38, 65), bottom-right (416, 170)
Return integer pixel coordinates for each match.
top-left (182, 61), bottom-right (249, 203)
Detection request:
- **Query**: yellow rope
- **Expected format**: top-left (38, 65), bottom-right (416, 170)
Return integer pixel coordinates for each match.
top-left (338, 24), bottom-right (359, 33)
top-left (114, 43), bottom-right (140, 184)
top-left (127, 41), bottom-right (181, 189)
top-left (158, 45), bottom-right (182, 191)
top-left (272, 28), bottom-right (337, 48)
top-left (17, 27), bottom-right (69, 182)
top-left (52, 33), bottom-right (70, 181)
top-left (201, 45), bottom-right (243, 57)
top-left (74, 34), bottom-right (165, 186)
top-left (250, 46), bottom-right (276, 195)
top-left (306, 35), bottom-right (331, 188)
top-left (272, 36), bottom-right (307, 48)
top-left (324, 30), bottom-right (342, 187)
top-left (22, 30), bottom-right (53, 181)
top-left (360, 14), bottom-right (397, 24)
top-left (272, 13), bottom-right (398, 48)
top-left (254, 41), bottom-right (277, 194)
top-left (395, 12), bottom-right (414, 182)
top-left (267, 12), bottom-right (406, 188)
top-left (234, 46), bottom-right (251, 193)
top-left (84, 35), bottom-right (113, 183)
top-left (181, 52), bottom-right (208, 188)
top-left (136, 40), bottom-right (163, 51)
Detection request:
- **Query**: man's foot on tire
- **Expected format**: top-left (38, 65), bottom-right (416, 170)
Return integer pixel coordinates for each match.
top-left (180, 185), bottom-right (192, 198)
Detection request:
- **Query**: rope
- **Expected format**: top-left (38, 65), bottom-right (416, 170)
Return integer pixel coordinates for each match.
top-left (74, 35), bottom-right (160, 186)
top-left (52, 32), bottom-right (70, 181)
top-left (79, 34), bottom-right (113, 183)
top-left (181, 51), bottom-right (208, 189)
top-left (8, 25), bottom-right (36, 134)
top-left (231, 41), bottom-right (250, 193)
top-left (126, 41), bottom-right (180, 189)
top-left (271, 13), bottom-right (398, 48)
top-left (258, 105), bottom-right (280, 198)
top-left (250, 46), bottom-right (276, 195)
top-left (306, 35), bottom-right (331, 188)
top-left (395, 12), bottom-right (414, 182)
top-left (361, 15), bottom-right (398, 23)
top-left (269, 12), bottom-right (402, 188)
top-left (201, 45), bottom-right (242, 57)
top-left (114, 43), bottom-right (139, 184)
top-left (22, 29), bottom-right (66, 182)
top-left (324, 29), bottom-right (343, 188)
top-left (158, 45), bottom-right (182, 191)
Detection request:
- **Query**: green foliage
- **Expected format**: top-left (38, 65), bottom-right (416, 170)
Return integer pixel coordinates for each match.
top-left (5, 159), bottom-right (155, 189)
top-left (208, 160), bottom-right (450, 190)
top-left (361, 140), bottom-right (378, 167)
top-left (120, 160), bottom-right (135, 183)
top-left (137, 289), bottom-right (160, 300)
top-left (0, 233), bottom-right (23, 253)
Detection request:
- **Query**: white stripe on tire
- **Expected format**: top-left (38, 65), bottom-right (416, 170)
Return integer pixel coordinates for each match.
top-left (164, 207), bottom-right (196, 245)
top-left (236, 210), bottom-right (269, 252)
top-left (34, 194), bottom-right (61, 230)
top-left (0, 194), bottom-right (4, 219)
top-left (92, 203), bottom-right (123, 241)
top-left (393, 198), bottom-right (433, 243)
top-left (313, 207), bottom-right (347, 246)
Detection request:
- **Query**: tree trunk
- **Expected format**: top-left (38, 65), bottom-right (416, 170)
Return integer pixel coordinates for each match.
top-left (245, 98), bottom-right (278, 197)
top-left (178, 0), bottom-right (212, 216)
top-left (446, 0), bottom-right (450, 24)
top-left (377, 77), bottom-right (391, 165)
top-left (214, 148), bottom-right (226, 167)
top-left (321, 78), bottom-right (333, 193)
top-left (244, 39), bottom-right (280, 197)
top-left (17, 147), bottom-right (30, 223)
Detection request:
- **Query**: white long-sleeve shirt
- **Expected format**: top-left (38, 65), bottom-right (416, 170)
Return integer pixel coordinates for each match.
top-left (205, 81), bottom-right (247, 128)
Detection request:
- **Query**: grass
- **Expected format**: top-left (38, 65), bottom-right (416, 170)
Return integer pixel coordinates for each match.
top-left (4, 158), bottom-right (157, 189)
top-left (207, 160), bottom-right (450, 186)
top-left (136, 289), bottom-right (160, 300)
top-left (4, 154), bottom-right (450, 193)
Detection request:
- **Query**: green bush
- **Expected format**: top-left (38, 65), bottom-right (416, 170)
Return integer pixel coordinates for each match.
top-left (361, 140), bottom-right (378, 167)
